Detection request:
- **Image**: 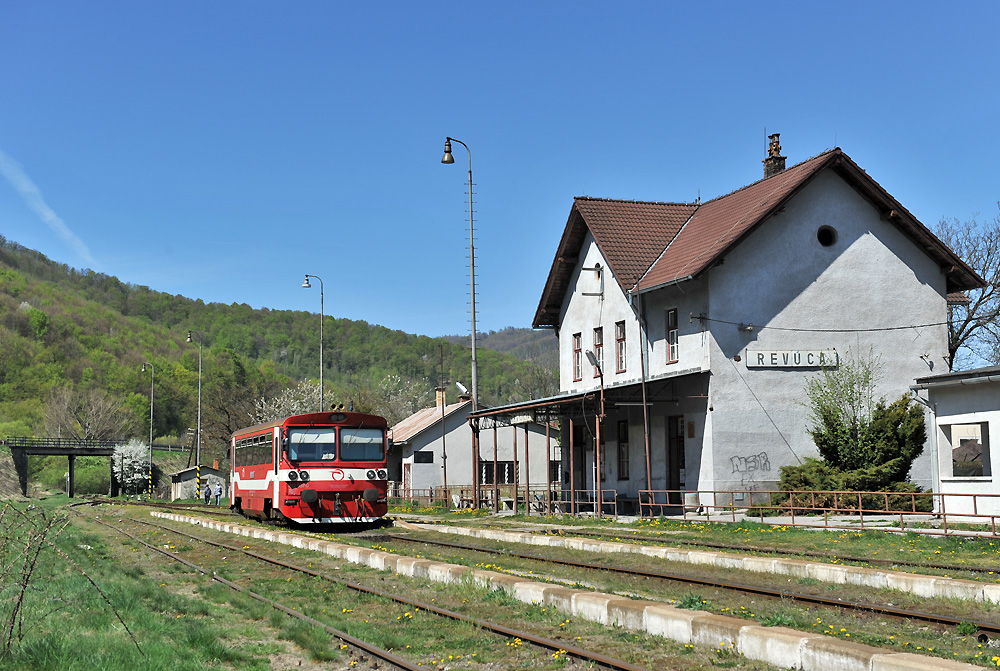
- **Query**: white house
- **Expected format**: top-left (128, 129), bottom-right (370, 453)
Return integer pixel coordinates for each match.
top-left (391, 390), bottom-right (558, 503)
top-left (912, 365), bottom-right (1000, 515)
top-left (473, 136), bottom-right (984, 511)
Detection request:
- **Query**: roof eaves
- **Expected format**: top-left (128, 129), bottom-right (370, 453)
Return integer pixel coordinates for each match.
top-left (829, 154), bottom-right (986, 292)
top-left (532, 203), bottom-right (587, 329)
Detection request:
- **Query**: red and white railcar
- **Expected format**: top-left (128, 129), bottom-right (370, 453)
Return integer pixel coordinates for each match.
top-left (230, 411), bottom-right (388, 524)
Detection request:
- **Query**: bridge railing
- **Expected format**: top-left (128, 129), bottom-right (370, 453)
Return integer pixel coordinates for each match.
top-left (2, 437), bottom-right (192, 452)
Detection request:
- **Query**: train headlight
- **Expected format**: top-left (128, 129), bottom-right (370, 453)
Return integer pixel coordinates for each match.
top-left (366, 469), bottom-right (376, 480)
top-left (377, 469), bottom-right (387, 480)
top-left (288, 471), bottom-right (299, 481)
top-left (298, 470), bottom-right (310, 481)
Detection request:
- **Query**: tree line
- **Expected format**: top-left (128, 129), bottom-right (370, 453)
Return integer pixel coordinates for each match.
top-left (0, 235), bottom-right (557, 471)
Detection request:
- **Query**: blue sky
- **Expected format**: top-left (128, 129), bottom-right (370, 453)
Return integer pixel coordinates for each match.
top-left (1, 2), bottom-right (998, 338)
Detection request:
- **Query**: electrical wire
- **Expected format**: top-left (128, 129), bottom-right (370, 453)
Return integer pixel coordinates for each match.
top-left (698, 315), bottom-right (949, 334)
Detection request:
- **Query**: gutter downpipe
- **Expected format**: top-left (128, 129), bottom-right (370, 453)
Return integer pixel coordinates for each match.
top-left (909, 388), bottom-right (940, 514)
top-left (631, 289), bottom-right (653, 496)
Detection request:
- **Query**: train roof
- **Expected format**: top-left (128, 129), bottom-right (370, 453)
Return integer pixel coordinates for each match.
top-left (231, 411), bottom-right (388, 439)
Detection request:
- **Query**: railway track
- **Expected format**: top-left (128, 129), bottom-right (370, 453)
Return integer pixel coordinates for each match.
top-left (85, 496), bottom-right (241, 516)
top-left (92, 512), bottom-right (661, 671)
top-left (385, 532), bottom-right (1000, 636)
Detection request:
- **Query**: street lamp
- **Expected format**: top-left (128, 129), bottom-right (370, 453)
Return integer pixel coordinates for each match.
top-left (441, 137), bottom-right (479, 407)
top-left (187, 330), bottom-right (203, 499)
top-left (141, 362), bottom-right (154, 499)
top-left (302, 274), bottom-right (324, 412)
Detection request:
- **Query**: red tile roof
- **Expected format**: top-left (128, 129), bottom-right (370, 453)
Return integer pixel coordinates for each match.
top-left (532, 148), bottom-right (984, 329)
top-left (639, 149), bottom-right (838, 290)
top-left (575, 198), bottom-right (698, 291)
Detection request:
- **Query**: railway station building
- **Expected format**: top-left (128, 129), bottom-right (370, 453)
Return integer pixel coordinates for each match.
top-left (471, 137), bottom-right (984, 512)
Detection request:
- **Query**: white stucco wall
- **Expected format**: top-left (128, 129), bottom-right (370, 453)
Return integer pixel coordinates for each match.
top-left (559, 233), bottom-right (644, 394)
top-left (704, 171), bottom-right (948, 493)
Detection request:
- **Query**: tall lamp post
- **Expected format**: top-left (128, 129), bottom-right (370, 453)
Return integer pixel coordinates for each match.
top-left (186, 330), bottom-right (203, 499)
top-left (441, 137), bottom-right (479, 407)
top-left (141, 362), bottom-right (154, 499)
top-left (302, 274), bottom-right (324, 411)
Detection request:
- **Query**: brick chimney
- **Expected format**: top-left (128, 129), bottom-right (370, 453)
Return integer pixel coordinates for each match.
top-left (435, 387), bottom-right (446, 408)
top-left (762, 133), bottom-right (786, 178)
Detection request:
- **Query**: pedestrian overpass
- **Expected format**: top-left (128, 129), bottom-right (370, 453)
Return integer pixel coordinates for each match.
top-left (2, 437), bottom-right (191, 497)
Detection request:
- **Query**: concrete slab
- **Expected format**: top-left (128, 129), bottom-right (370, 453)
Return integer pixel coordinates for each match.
top-left (608, 599), bottom-right (649, 630)
top-left (808, 563), bottom-right (851, 584)
top-left (690, 613), bottom-right (746, 649)
top-left (773, 558), bottom-right (813, 578)
top-left (802, 637), bottom-right (878, 671)
top-left (842, 565), bottom-right (889, 589)
top-left (739, 625), bottom-right (821, 669)
top-left (686, 550), bottom-right (726, 567)
top-left (933, 577), bottom-right (984, 601)
top-left (395, 557), bottom-right (433, 578)
top-left (981, 583), bottom-right (1000, 604)
top-left (643, 604), bottom-right (700, 642)
top-left (511, 581), bottom-right (553, 605)
top-left (741, 556), bottom-right (780, 573)
top-left (541, 586), bottom-right (578, 611)
top-left (883, 573), bottom-right (940, 598)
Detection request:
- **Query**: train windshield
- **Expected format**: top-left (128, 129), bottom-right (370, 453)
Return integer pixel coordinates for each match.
top-left (339, 428), bottom-right (385, 461)
top-left (287, 428), bottom-right (337, 461)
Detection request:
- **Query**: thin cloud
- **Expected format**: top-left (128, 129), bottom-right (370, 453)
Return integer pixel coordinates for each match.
top-left (0, 148), bottom-right (97, 266)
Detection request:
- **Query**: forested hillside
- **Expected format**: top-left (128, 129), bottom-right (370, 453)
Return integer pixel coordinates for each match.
top-left (444, 326), bottom-right (557, 369)
top-left (0, 236), bottom-right (557, 467)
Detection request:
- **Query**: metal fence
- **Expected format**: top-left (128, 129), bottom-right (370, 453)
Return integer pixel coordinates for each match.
top-left (638, 488), bottom-right (1000, 537)
top-left (388, 483), bottom-right (1000, 536)
top-left (388, 483), bottom-right (627, 517)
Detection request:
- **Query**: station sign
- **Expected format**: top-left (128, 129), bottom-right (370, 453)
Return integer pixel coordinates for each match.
top-left (746, 350), bottom-right (839, 368)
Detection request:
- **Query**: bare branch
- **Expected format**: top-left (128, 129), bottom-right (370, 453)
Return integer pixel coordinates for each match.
top-left (935, 205), bottom-right (1000, 369)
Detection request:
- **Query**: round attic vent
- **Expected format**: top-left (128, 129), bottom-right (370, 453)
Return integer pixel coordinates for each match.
top-left (817, 226), bottom-right (837, 247)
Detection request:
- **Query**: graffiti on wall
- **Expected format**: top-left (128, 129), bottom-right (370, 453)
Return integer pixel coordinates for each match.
top-left (731, 451), bottom-right (771, 490)
top-left (731, 452), bottom-right (770, 474)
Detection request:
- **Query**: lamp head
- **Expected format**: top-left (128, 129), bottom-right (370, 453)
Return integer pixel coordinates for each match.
top-left (585, 350), bottom-right (598, 367)
top-left (141, 363), bottom-right (147, 372)
top-left (455, 381), bottom-right (468, 394)
top-left (186, 331), bottom-right (193, 343)
top-left (441, 138), bottom-right (455, 164)
top-left (301, 276), bottom-right (311, 289)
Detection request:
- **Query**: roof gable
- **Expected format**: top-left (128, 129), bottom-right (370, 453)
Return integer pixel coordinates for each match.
top-left (532, 198), bottom-right (697, 328)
